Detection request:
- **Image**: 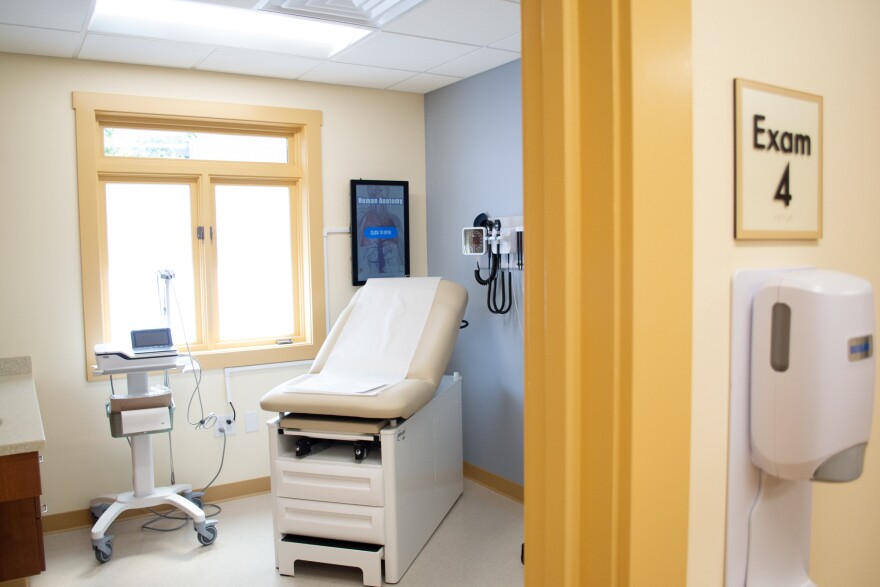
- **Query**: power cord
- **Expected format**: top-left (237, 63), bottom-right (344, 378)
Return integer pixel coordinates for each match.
top-left (141, 427), bottom-right (229, 533)
top-left (742, 470), bottom-right (764, 580)
top-left (135, 277), bottom-right (232, 534)
top-left (141, 503), bottom-right (223, 532)
top-left (166, 279), bottom-right (221, 431)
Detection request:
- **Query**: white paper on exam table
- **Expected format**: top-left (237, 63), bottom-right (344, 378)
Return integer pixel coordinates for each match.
top-left (322, 277), bottom-right (439, 379)
top-left (280, 277), bottom-right (440, 396)
top-left (275, 373), bottom-right (395, 395)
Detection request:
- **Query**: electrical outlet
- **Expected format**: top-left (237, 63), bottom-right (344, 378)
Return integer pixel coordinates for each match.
top-left (214, 414), bottom-right (236, 438)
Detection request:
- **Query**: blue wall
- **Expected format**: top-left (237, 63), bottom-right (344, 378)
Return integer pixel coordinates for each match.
top-left (425, 60), bottom-right (523, 485)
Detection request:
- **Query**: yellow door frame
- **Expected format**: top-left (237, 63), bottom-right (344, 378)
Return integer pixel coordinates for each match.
top-left (522, 1), bottom-right (693, 584)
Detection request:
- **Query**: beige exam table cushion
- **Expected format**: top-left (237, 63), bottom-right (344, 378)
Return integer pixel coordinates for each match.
top-left (260, 278), bottom-right (467, 420)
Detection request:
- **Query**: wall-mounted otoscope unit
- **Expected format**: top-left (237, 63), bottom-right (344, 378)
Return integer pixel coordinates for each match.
top-left (727, 268), bottom-right (875, 586)
top-left (462, 213), bottom-right (523, 315)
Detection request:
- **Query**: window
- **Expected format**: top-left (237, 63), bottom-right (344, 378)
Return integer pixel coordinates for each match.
top-left (73, 92), bottom-right (326, 377)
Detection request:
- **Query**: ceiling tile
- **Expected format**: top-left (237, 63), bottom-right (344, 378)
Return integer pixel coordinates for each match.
top-left (0, 24), bottom-right (82, 58)
top-left (429, 47), bottom-right (518, 78)
top-left (0, 0), bottom-right (523, 92)
top-left (384, 0), bottom-right (520, 46)
top-left (0, 0), bottom-right (92, 32)
top-left (491, 33), bottom-right (521, 53)
top-left (79, 34), bottom-right (214, 69)
top-left (197, 47), bottom-right (322, 79)
top-left (299, 62), bottom-right (416, 90)
top-left (389, 73), bottom-right (461, 94)
top-left (333, 32), bottom-right (476, 72)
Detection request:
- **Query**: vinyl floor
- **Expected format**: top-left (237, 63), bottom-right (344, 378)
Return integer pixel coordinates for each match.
top-left (30, 479), bottom-right (524, 587)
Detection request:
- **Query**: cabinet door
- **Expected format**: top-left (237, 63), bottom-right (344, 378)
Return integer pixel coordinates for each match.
top-left (0, 452), bottom-right (45, 582)
top-left (0, 452), bottom-right (41, 501)
top-left (0, 496), bottom-right (46, 581)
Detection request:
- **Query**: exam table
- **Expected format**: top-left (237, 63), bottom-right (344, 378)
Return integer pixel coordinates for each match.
top-left (260, 277), bottom-right (467, 585)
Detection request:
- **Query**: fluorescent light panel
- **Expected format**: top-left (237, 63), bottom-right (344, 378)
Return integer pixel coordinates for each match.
top-left (90, 0), bottom-right (371, 59)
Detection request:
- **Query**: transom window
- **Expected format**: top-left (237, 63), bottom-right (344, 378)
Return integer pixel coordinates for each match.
top-left (103, 127), bottom-right (289, 163)
top-left (73, 92), bottom-right (326, 377)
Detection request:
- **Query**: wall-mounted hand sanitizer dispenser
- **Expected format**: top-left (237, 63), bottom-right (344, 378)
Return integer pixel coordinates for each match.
top-left (750, 269), bottom-right (875, 482)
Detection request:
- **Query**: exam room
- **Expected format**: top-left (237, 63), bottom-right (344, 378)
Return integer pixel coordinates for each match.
top-left (0, 1), bottom-right (524, 585)
top-left (5, 1), bottom-right (880, 586)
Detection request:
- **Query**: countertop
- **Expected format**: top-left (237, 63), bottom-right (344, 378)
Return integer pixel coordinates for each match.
top-left (0, 356), bottom-right (46, 457)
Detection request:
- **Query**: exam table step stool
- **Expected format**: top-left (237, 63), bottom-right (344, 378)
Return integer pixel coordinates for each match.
top-left (279, 536), bottom-right (385, 587)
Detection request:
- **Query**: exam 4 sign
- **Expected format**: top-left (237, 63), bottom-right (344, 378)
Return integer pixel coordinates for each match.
top-left (735, 79), bottom-right (823, 240)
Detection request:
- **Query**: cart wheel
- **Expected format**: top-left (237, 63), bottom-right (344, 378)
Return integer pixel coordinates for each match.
top-left (94, 542), bottom-right (113, 563)
top-left (197, 524), bottom-right (217, 546)
top-left (189, 496), bottom-right (203, 509)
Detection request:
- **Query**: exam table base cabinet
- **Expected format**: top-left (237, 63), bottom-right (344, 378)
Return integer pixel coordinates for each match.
top-left (267, 376), bottom-right (464, 585)
top-left (0, 451), bottom-right (46, 582)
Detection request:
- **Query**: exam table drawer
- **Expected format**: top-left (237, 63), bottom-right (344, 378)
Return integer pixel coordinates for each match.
top-left (275, 497), bottom-right (385, 545)
top-left (274, 459), bottom-right (384, 506)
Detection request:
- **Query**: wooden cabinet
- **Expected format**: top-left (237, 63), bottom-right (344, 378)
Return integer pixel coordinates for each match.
top-left (0, 451), bottom-right (45, 582)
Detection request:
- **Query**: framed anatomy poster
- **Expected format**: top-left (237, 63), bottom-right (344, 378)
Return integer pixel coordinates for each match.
top-left (734, 79), bottom-right (823, 240)
top-left (350, 179), bottom-right (410, 286)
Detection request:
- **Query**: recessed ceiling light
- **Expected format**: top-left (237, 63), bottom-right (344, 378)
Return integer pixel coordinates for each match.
top-left (90, 0), bottom-right (371, 59)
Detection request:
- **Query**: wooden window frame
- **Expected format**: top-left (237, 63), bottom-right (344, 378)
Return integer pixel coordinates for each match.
top-left (73, 92), bottom-right (326, 379)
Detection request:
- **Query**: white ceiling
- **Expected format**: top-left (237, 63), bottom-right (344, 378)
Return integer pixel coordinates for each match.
top-left (0, 0), bottom-right (521, 94)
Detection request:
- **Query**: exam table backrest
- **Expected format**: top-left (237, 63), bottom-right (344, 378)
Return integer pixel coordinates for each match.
top-left (259, 278), bottom-right (468, 420)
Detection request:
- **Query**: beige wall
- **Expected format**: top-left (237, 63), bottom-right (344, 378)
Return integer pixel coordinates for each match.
top-left (690, 1), bottom-right (880, 585)
top-left (0, 53), bottom-right (427, 515)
